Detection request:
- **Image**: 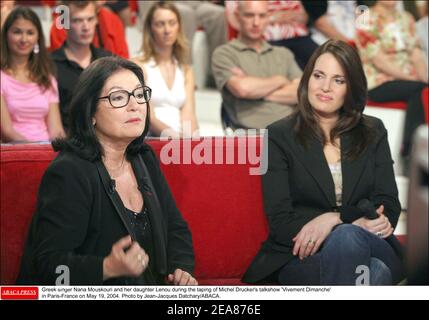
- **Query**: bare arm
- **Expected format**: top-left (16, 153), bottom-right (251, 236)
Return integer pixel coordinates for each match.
top-left (314, 15), bottom-right (350, 43)
top-left (264, 78), bottom-right (300, 105)
top-left (46, 102), bottom-right (65, 140)
top-left (410, 47), bottom-right (429, 83)
top-left (270, 5), bottom-right (309, 25)
top-left (226, 68), bottom-right (288, 99)
top-left (371, 51), bottom-right (419, 81)
top-left (180, 65), bottom-right (199, 138)
top-left (1, 95), bottom-right (27, 142)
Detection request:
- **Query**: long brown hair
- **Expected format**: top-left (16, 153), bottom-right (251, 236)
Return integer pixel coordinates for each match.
top-left (294, 39), bottom-right (373, 160)
top-left (141, 2), bottom-right (189, 66)
top-left (1, 6), bottom-right (55, 90)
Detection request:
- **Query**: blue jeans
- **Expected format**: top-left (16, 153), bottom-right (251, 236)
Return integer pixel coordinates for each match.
top-left (278, 224), bottom-right (404, 285)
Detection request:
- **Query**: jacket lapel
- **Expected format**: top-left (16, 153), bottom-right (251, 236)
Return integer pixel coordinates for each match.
top-left (95, 161), bottom-right (137, 240)
top-left (341, 134), bottom-right (371, 205)
top-left (289, 136), bottom-right (337, 207)
top-left (131, 155), bottom-right (168, 275)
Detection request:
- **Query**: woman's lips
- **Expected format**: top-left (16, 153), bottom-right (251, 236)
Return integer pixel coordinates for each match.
top-left (316, 94), bottom-right (333, 102)
top-left (126, 118), bottom-right (142, 123)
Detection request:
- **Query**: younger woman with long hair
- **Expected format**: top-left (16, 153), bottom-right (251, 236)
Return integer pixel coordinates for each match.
top-left (243, 40), bottom-right (403, 285)
top-left (1, 7), bottom-right (64, 143)
top-left (133, 2), bottom-right (198, 138)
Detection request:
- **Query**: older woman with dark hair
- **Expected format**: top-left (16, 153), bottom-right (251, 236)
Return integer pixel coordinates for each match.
top-left (243, 40), bottom-right (403, 285)
top-left (17, 56), bottom-right (197, 286)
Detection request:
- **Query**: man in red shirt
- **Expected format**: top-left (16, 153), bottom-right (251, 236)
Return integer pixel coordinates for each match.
top-left (50, 0), bottom-right (129, 58)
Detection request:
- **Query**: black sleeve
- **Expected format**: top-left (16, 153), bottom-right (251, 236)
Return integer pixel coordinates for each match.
top-left (339, 205), bottom-right (365, 223)
top-left (262, 126), bottom-right (313, 248)
top-left (144, 147), bottom-right (195, 275)
top-left (29, 156), bottom-right (104, 285)
top-left (369, 121), bottom-right (401, 228)
top-left (301, 0), bottom-right (328, 26)
top-left (340, 120), bottom-right (401, 227)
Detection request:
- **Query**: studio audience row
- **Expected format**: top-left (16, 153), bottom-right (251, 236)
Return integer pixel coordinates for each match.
top-left (1, 1), bottom-right (428, 167)
top-left (1, 1), bottom-right (198, 142)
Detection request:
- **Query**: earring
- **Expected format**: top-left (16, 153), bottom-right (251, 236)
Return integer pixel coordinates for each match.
top-left (33, 44), bottom-right (39, 54)
top-left (92, 119), bottom-right (96, 126)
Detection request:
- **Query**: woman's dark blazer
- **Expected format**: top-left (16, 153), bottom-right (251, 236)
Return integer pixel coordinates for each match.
top-left (242, 115), bottom-right (401, 284)
top-left (17, 144), bottom-right (195, 285)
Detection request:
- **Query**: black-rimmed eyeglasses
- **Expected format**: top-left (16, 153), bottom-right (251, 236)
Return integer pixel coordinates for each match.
top-left (98, 86), bottom-right (152, 108)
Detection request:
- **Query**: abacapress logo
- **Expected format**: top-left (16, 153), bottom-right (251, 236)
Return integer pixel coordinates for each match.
top-left (1, 287), bottom-right (38, 300)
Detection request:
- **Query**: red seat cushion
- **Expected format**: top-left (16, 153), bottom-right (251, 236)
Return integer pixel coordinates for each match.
top-left (1, 138), bottom-right (269, 285)
top-left (367, 100), bottom-right (407, 110)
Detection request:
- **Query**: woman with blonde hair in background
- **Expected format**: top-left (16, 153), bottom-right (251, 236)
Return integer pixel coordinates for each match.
top-left (133, 2), bottom-right (199, 138)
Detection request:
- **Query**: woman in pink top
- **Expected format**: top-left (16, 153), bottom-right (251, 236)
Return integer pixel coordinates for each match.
top-left (1, 7), bottom-right (64, 143)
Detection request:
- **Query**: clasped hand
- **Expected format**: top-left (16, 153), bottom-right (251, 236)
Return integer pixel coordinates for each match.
top-left (352, 205), bottom-right (393, 239)
top-left (292, 212), bottom-right (341, 260)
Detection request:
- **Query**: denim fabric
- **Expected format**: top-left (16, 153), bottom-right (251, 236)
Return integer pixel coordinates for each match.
top-left (278, 224), bottom-right (403, 285)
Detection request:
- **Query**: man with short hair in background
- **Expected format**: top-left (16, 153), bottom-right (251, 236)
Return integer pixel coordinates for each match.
top-left (51, 1), bottom-right (111, 130)
top-left (212, 0), bottom-right (302, 130)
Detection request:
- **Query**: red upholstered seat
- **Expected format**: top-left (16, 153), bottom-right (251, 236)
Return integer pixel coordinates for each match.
top-left (367, 87), bottom-right (428, 121)
top-left (0, 138), bottom-right (269, 285)
top-left (0, 138), bottom-right (408, 285)
top-left (366, 100), bottom-right (407, 110)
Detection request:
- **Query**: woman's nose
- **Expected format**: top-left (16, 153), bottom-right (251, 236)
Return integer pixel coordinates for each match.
top-left (126, 95), bottom-right (139, 110)
top-left (322, 79), bottom-right (331, 92)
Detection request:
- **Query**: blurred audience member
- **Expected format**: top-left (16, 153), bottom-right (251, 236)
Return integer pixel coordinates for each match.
top-left (50, 0), bottom-right (129, 58)
top-left (105, 0), bottom-right (133, 27)
top-left (51, 1), bottom-right (111, 131)
top-left (1, 1), bottom-right (15, 30)
top-left (308, 1), bottom-right (364, 45)
top-left (416, 0), bottom-right (428, 18)
top-left (133, 2), bottom-right (198, 138)
top-left (226, 0), bottom-right (319, 70)
top-left (1, 7), bottom-right (64, 143)
top-left (416, 1), bottom-right (428, 59)
top-left (139, 1), bottom-right (227, 65)
top-left (356, 0), bottom-right (428, 172)
top-left (213, 0), bottom-right (302, 130)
